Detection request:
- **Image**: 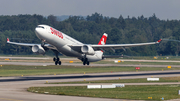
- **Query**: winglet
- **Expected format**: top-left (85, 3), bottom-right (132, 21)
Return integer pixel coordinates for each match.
top-left (7, 38), bottom-right (10, 42)
top-left (156, 39), bottom-right (162, 43)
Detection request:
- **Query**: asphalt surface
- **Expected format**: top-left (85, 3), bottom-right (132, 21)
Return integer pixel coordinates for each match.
top-left (0, 70), bottom-right (180, 82)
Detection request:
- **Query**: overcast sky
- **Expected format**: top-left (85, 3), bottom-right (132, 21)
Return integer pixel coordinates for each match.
top-left (0, 0), bottom-right (180, 20)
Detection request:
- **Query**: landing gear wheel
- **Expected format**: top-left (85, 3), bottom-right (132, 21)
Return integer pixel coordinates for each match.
top-left (58, 61), bottom-right (61, 65)
top-left (53, 50), bottom-right (61, 66)
top-left (53, 57), bottom-right (56, 61)
top-left (55, 61), bottom-right (58, 65)
top-left (83, 61), bottom-right (86, 65)
top-left (87, 61), bottom-right (89, 65)
top-left (54, 58), bottom-right (61, 65)
top-left (83, 58), bottom-right (87, 65)
top-left (83, 58), bottom-right (89, 65)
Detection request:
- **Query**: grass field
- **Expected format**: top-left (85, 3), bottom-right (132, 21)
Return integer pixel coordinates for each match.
top-left (28, 85), bottom-right (180, 100)
top-left (0, 65), bottom-right (179, 77)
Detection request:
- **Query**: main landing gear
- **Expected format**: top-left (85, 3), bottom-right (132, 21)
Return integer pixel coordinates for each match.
top-left (53, 50), bottom-right (61, 65)
top-left (82, 55), bottom-right (90, 65)
top-left (53, 57), bottom-right (61, 65)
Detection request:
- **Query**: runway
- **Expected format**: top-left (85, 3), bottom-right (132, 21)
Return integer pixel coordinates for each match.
top-left (1, 56), bottom-right (180, 68)
top-left (0, 70), bottom-right (180, 82)
top-left (1, 70), bottom-right (180, 101)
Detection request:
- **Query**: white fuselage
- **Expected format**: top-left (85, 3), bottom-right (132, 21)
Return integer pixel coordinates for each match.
top-left (35, 25), bottom-right (103, 62)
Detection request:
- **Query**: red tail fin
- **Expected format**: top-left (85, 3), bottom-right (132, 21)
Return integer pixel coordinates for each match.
top-left (7, 38), bottom-right (10, 42)
top-left (98, 33), bottom-right (108, 45)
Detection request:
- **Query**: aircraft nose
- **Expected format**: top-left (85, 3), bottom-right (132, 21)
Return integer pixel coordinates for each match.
top-left (35, 26), bottom-right (45, 38)
top-left (35, 27), bottom-right (40, 34)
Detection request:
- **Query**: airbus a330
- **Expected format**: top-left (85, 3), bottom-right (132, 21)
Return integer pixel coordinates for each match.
top-left (7, 25), bottom-right (161, 65)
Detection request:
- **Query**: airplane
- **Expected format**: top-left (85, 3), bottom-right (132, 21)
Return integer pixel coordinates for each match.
top-left (7, 24), bottom-right (162, 65)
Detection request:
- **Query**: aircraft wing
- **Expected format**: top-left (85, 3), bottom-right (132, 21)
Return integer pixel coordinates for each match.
top-left (92, 39), bottom-right (162, 50)
top-left (7, 38), bottom-right (57, 50)
top-left (69, 39), bottom-right (162, 53)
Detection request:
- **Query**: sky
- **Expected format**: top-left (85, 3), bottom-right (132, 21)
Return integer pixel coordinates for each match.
top-left (0, 0), bottom-right (180, 20)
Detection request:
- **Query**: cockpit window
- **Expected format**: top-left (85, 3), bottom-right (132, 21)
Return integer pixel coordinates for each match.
top-left (36, 26), bottom-right (45, 29)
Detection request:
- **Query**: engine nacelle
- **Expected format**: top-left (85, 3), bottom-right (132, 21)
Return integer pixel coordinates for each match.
top-left (32, 45), bottom-right (45, 55)
top-left (81, 45), bottom-right (95, 55)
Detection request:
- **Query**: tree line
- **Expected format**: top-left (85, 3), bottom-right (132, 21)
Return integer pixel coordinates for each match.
top-left (1, 13), bottom-right (180, 56)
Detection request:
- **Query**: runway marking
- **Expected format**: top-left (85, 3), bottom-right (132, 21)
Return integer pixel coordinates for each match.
top-left (0, 98), bottom-right (23, 101)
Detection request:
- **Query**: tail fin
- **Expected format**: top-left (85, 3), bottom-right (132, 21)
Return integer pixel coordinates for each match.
top-left (98, 33), bottom-right (108, 45)
top-left (7, 38), bottom-right (10, 42)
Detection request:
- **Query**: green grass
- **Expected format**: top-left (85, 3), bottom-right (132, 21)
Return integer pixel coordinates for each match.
top-left (28, 85), bottom-right (180, 100)
top-left (0, 65), bottom-right (180, 77)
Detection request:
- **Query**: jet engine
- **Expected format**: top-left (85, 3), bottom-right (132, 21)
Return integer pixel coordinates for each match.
top-left (32, 45), bottom-right (45, 55)
top-left (81, 45), bottom-right (95, 55)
